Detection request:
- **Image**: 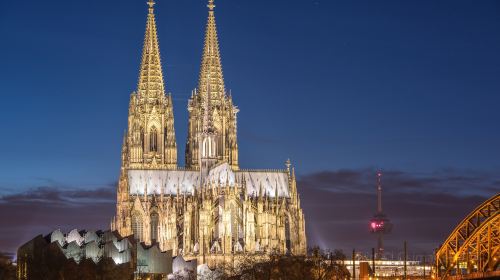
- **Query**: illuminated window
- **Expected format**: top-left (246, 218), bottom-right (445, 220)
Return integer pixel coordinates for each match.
top-left (202, 137), bottom-right (216, 158)
top-left (202, 138), bottom-right (208, 157)
top-left (132, 213), bottom-right (143, 241)
top-left (150, 212), bottom-right (159, 242)
top-left (150, 126), bottom-right (158, 152)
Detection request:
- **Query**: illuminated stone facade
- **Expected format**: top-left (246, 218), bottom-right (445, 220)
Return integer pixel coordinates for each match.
top-left (112, 0), bottom-right (307, 267)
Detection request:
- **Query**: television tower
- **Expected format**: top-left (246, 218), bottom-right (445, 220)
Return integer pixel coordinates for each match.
top-left (369, 171), bottom-right (393, 259)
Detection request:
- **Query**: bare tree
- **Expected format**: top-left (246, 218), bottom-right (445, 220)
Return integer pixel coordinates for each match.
top-left (0, 252), bottom-right (16, 280)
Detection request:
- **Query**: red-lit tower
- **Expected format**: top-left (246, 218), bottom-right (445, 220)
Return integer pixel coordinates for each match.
top-left (369, 171), bottom-right (392, 259)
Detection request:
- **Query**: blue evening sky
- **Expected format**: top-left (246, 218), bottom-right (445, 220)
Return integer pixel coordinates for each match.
top-left (0, 0), bottom-right (499, 189)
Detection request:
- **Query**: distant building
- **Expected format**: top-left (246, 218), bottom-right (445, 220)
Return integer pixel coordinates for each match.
top-left (346, 259), bottom-right (432, 279)
top-left (17, 229), bottom-right (172, 280)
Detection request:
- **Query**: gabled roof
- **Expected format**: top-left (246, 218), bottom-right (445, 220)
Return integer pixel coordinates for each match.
top-left (128, 162), bottom-right (291, 198)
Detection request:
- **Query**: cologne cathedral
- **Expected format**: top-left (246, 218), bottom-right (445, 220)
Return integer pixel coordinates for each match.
top-left (111, 0), bottom-right (307, 266)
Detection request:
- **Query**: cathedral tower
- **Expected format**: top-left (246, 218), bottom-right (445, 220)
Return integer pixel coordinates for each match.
top-left (126, 0), bottom-right (177, 169)
top-left (114, 0), bottom-right (177, 243)
top-left (185, 0), bottom-right (239, 170)
top-left (113, 0), bottom-right (307, 268)
top-left (199, 81), bottom-right (219, 179)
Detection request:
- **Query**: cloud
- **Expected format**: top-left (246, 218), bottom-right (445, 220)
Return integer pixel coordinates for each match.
top-left (0, 183), bottom-right (116, 205)
top-left (298, 168), bottom-right (498, 255)
top-left (0, 168), bottom-right (497, 260)
top-left (0, 183), bottom-right (117, 257)
top-left (300, 168), bottom-right (498, 196)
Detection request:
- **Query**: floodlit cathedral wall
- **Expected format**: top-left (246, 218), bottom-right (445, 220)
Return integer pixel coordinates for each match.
top-left (111, 0), bottom-right (307, 267)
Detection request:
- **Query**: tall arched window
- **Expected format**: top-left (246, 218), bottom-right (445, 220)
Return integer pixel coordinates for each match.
top-left (255, 215), bottom-right (261, 240)
top-left (285, 216), bottom-right (291, 252)
top-left (164, 127), bottom-right (168, 145)
top-left (230, 203), bottom-right (239, 242)
top-left (214, 116), bottom-right (222, 155)
top-left (131, 212), bottom-right (143, 241)
top-left (150, 126), bottom-right (158, 152)
top-left (202, 138), bottom-right (208, 157)
top-left (202, 137), bottom-right (216, 158)
top-left (150, 212), bottom-right (159, 242)
top-left (140, 127), bottom-right (145, 150)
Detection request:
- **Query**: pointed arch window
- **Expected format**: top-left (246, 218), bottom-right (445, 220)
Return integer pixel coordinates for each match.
top-left (131, 212), bottom-right (143, 241)
top-left (255, 215), bottom-right (260, 239)
top-left (213, 117), bottom-right (222, 155)
top-left (202, 137), bottom-right (216, 158)
top-left (230, 203), bottom-right (240, 242)
top-left (150, 126), bottom-right (158, 152)
top-left (202, 138), bottom-right (210, 157)
top-left (150, 212), bottom-right (159, 242)
top-left (285, 215), bottom-right (291, 253)
top-left (164, 127), bottom-right (168, 146)
top-left (140, 127), bottom-right (145, 150)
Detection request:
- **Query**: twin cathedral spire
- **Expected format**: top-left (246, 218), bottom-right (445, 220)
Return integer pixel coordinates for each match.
top-left (123, 0), bottom-right (239, 171)
top-left (114, 1), bottom-right (308, 258)
top-left (137, 0), bottom-right (165, 99)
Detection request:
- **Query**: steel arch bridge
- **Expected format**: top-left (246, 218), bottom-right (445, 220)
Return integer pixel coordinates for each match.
top-left (435, 193), bottom-right (499, 279)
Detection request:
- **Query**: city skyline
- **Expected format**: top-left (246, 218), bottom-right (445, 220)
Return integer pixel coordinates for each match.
top-left (1, 0), bottom-right (499, 258)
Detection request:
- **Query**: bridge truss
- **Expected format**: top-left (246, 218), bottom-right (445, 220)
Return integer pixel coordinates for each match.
top-left (435, 193), bottom-right (499, 279)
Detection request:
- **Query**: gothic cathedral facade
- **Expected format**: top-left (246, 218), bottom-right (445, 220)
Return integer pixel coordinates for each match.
top-left (112, 0), bottom-right (307, 266)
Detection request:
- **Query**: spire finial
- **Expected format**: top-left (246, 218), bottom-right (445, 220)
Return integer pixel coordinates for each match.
top-left (148, 0), bottom-right (156, 13)
top-left (208, 0), bottom-right (215, 11)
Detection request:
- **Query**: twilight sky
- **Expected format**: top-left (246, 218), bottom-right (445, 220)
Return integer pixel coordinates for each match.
top-left (0, 0), bottom-right (499, 257)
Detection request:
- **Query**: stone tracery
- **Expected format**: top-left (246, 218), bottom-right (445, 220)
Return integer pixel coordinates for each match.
top-left (112, 0), bottom-right (307, 267)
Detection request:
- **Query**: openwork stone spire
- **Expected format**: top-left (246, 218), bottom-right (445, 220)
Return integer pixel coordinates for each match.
top-left (125, 0), bottom-right (177, 168)
top-left (198, 0), bottom-right (225, 99)
top-left (202, 77), bottom-right (215, 134)
top-left (114, 0), bottom-right (307, 260)
top-left (185, 0), bottom-right (239, 170)
top-left (137, 0), bottom-right (166, 98)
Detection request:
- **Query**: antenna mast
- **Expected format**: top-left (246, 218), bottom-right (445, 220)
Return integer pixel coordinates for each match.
top-left (369, 170), bottom-right (393, 260)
